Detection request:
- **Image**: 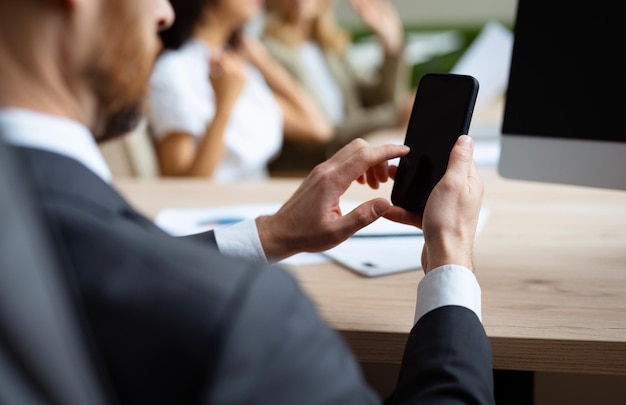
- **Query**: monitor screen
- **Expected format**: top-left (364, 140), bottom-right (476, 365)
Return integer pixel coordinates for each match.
top-left (498, 0), bottom-right (625, 190)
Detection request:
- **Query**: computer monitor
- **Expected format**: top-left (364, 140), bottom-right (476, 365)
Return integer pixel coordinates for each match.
top-left (498, 0), bottom-right (625, 190)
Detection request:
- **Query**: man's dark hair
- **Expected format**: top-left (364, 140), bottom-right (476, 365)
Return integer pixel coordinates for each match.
top-left (160, 0), bottom-right (241, 51)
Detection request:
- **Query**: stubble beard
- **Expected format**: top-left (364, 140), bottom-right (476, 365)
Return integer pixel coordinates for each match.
top-left (89, 3), bottom-right (159, 143)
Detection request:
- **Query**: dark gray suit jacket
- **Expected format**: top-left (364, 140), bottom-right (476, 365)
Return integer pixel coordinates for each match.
top-left (16, 146), bottom-right (494, 404)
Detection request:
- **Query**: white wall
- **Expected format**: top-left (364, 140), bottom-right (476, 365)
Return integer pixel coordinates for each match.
top-left (335, 0), bottom-right (518, 29)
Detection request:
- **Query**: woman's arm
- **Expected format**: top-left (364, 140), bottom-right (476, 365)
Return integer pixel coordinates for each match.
top-left (156, 108), bottom-right (229, 178)
top-left (348, 0), bottom-right (408, 105)
top-left (349, 0), bottom-right (404, 55)
top-left (157, 52), bottom-right (246, 178)
top-left (239, 36), bottom-right (333, 144)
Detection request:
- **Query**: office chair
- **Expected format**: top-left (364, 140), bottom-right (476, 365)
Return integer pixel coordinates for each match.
top-left (99, 118), bottom-right (161, 178)
top-left (0, 138), bottom-right (116, 405)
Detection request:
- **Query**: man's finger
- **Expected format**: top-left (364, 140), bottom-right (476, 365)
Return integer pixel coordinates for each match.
top-left (340, 198), bottom-right (392, 235)
top-left (332, 140), bottom-right (409, 185)
top-left (446, 135), bottom-right (474, 177)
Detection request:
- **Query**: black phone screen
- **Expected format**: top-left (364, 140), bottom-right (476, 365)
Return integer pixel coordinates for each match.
top-left (391, 73), bottom-right (479, 212)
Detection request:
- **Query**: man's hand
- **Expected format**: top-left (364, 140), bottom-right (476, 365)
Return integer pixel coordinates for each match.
top-left (256, 139), bottom-right (409, 261)
top-left (383, 135), bottom-right (484, 273)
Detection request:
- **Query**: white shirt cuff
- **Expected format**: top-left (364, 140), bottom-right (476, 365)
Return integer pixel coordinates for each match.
top-left (214, 219), bottom-right (268, 263)
top-left (414, 264), bottom-right (482, 324)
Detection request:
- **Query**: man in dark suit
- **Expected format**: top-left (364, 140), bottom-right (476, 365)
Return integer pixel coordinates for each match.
top-left (0, 0), bottom-right (494, 404)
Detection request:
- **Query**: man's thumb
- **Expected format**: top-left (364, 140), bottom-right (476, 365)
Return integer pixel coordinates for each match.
top-left (448, 135), bottom-right (474, 173)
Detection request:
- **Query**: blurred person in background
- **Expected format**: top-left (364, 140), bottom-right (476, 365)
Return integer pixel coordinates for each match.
top-left (148, 0), bottom-right (331, 181)
top-left (262, 0), bottom-right (415, 173)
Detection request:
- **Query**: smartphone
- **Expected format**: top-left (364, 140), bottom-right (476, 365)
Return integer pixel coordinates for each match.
top-left (391, 73), bottom-right (479, 212)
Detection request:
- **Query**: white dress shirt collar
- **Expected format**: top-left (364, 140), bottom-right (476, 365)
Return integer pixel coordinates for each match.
top-left (0, 108), bottom-right (112, 182)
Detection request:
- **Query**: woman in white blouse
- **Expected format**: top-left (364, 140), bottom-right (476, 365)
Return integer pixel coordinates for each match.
top-left (148, 0), bottom-right (331, 181)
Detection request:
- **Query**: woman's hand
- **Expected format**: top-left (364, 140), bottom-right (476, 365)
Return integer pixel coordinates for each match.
top-left (209, 51), bottom-right (247, 111)
top-left (349, 0), bottom-right (404, 55)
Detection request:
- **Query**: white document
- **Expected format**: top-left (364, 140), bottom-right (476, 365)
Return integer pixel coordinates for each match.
top-left (154, 202), bottom-right (489, 277)
top-left (154, 202), bottom-right (329, 266)
top-left (323, 234), bottom-right (425, 277)
top-left (451, 20), bottom-right (513, 114)
top-left (324, 208), bottom-right (490, 277)
top-left (154, 200), bottom-right (420, 239)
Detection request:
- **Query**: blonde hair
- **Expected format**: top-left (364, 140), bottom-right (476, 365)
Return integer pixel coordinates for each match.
top-left (263, 0), bottom-right (349, 53)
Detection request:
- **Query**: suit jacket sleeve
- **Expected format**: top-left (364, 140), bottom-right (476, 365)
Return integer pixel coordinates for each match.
top-left (385, 305), bottom-right (495, 405)
top-left (181, 230), bottom-right (217, 248)
top-left (204, 266), bottom-right (380, 405)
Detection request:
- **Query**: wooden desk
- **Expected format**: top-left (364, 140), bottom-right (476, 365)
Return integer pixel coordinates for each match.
top-left (114, 167), bottom-right (626, 375)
